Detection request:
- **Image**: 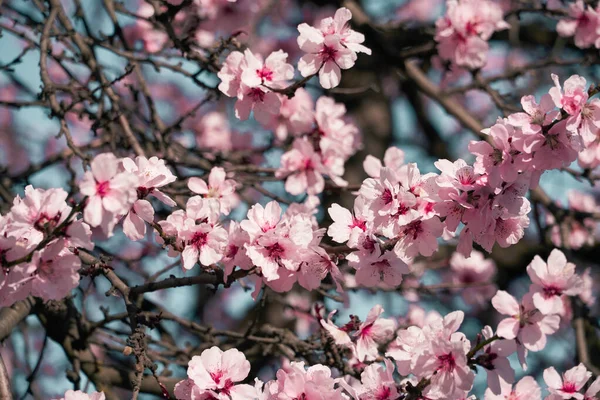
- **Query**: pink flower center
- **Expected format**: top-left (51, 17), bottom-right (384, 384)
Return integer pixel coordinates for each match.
top-left (376, 386), bottom-right (392, 400)
top-left (256, 66), bottom-right (273, 81)
top-left (96, 181), bottom-right (110, 197)
top-left (190, 231), bottom-right (208, 249)
top-left (227, 244), bottom-right (239, 258)
top-left (465, 21), bottom-right (479, 36)
top-left (34, 212), bottom-right (60, 231)
top-left (456, 167), bottom-right (476, 186)
top-left (350, 217), bottom-right (367, 231)
top-left (37, 260), bottom-right (54, 278)
top-left (221, 379), bottom-right (234, 395)
top-left (266, 242), bottom-right (284, 259)
top-left (320, 45), bottom-right (337, 61)
top-left (562, 382), bottom-right (577, 393)
top-left (210, 371), bottom-right (223, 384)
top-left (359, 323), bottom-right (373, 337)
top-left (403, 220), bottom-right (423, 240)
top-left (393, 204), bottom-right (410, 218)
top-left (248, 87), bottom-right (266, 102)
top-left (371, 259), bottom-right (391, 280)
top-left (437, 352), bottom-right (456, 372)
top-left (302, 158), bottom-right (314, 170)
top-left (382, 189), bottom-right (393, 205)
top-left (293, 394), bottom-right (307, 400)
top-left (543, 285), bottom-right (562, 298)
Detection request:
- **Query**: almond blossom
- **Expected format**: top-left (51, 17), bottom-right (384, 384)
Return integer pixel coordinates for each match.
top-left (556, 0), bottom-right (600, 49)
top-left (491, 290), bottom-right (560, 351)
top-left (175, 346), bottom-right (257, 400)
top-left (544, 363), bottom-right (592, 400)
top-left (297, 8), bottom-right (371, 89)
top-left (188, 167), bottom-right (239, 215)
top-left (526, 249), bottom-right (582, 315)
top-left (180, 197), bottom-right (228, 269)
top-left (339, 359), bottom-right (399, 400)
top-left (79, 153), bottom-right (137, 237)
top-left (435, 0), bottom-right (509, 69)
top-left (262, 361), bottom-right (346, 400)
top-left (484, 376), bottom-right (541, 400)
top-left (121, 155), bottom-right (176, 241)
top-left (448, 250), bottom-right (497, 306)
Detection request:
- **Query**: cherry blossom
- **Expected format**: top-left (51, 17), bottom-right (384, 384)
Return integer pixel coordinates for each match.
top-left (297, 8), bottom-right (371, 88)
top-left (262, 361), bottom-right (346, 400)
top-left (526, 249), bottom-right (582, 315)
top-left (435, 0), bottom-right (509, 69)
top-left (79, 153), bottom-right (137, 237)
top-left (555, 0), bottom-right (600, 49)
top-left (188, 167), bottom-right (239, 215)
top-left (492, 290), bottom-right (560, 351)
top-left (544, 363), bottom-right (592, 400)
top-left (121, 155), bottom-right (176, 240)
top-left (447, 250), bottom-right (497, 306)
top-left (175, 346), bottom-right (257, 400)
top-left (484, 376), bottom-right (541, 400)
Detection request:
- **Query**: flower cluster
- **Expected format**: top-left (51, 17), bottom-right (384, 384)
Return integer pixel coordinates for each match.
top-left (0, 186), bottom-right (93, 306)
top-left (217, 7), bottom-right (370, 123)
top-left (80, 153), bottom-right (177, 239)
top-left (53, 244), bottom-right (596, 399)
top-left (435, 0), bottom-right (509, 69)
top-left (296, 7), bottom-right (371, 89)
top-left (555, 0), bottom-right (600, 50)
top-left (276, 95), bottom-right (360, 195)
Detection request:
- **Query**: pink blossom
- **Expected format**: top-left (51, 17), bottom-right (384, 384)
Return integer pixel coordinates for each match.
top-left (327, 198), bottom-right (371, 248)
top-left (26, 239), bottom-right (80, 301)
top-left (222, 222), bottom-right (253, 279)
top-left (265, 88), bottom-right (314, 141)
top-left (448, 250), bottom-right (497, 306)
top-left (354, 305), bottom-right (397, 361)
top-left (180, 198), bottom-right (228, 269)
top-left (240, 49), bottom-right (294, 89)
top-left (218, 51), bottom-right (245, 98)
top-left (235, 85), bottom-right (282, 125)
top-left (339, 358), bottom-right (399, 400)
top-left (393, 216), bottom-right (443, 258)
top-left (297, 8), bottom-right (370, 89)
top-left (526, 249), bottom-right (582, 315)
top-left (363, 147), bottom-right (405, 178)
top-left (79, 153), bottom-right (137, 237)
top-left (556, 1), bottom-right (600, 49)
top-left (484, 376), bottom-right (541, 400)
top-left (492, 290), bottom-right (560, 351)
top-left (175, 346), bottom-right (257, 400)
top-left (121, 156), bottom-right (176, 240)
top-left (196, 111), bottom-right (233, 151)
top-left (544, 363), bottom-right (591, 400)
top-left (477, 326), bottom-right (516, 395)
top-left (188, 167), bottom-right (239, 215)
top-left (469, 120), bottom-right (525, 188)
top-left (276, 137), bottom-right (326, 195)
top-left (435, 0), bottom-right (509, 69)
top-left (530, 120), bottom-right (579, 171)
top-left (298, 245), bottom-right (344, 292)
top-left (347, 246), bottom-right (409, 288)
top-left (240, 201), bottom-right (282, 241)
top-left (549, 74), bottom-right (589, 131)
top-left (413, 335), bottom-right (474, 396)
top-left (263, 361), bottom-right (346, 400)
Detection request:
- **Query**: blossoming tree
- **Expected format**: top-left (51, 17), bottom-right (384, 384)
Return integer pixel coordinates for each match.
top-left (0, 0), bottom-right (600, 399)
